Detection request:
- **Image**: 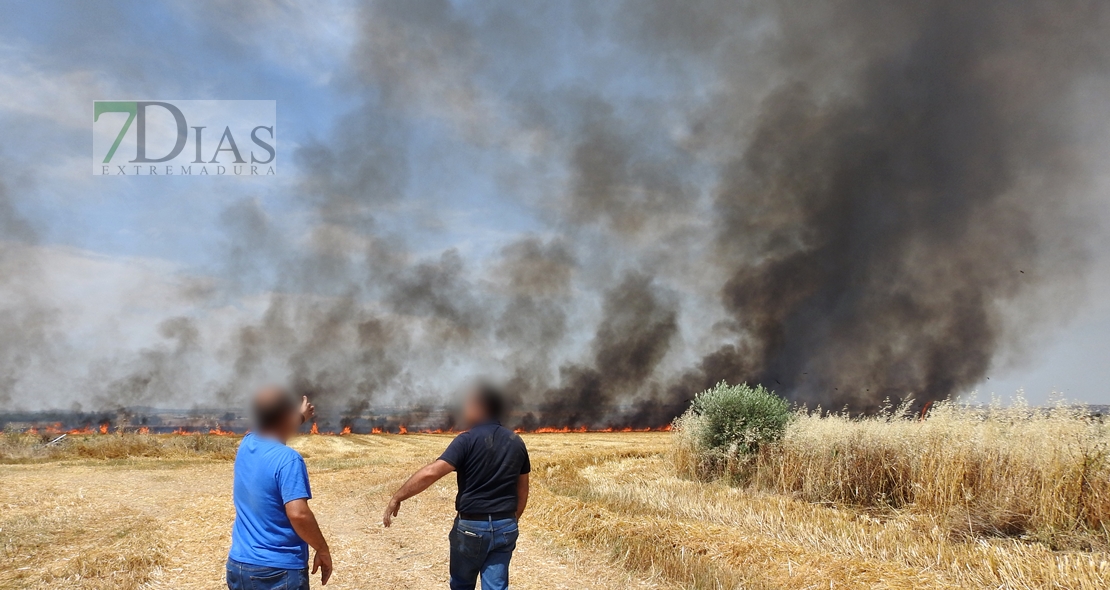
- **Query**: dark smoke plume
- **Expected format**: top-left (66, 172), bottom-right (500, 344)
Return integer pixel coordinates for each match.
top-left (698, 1), bottom-right (1104, 410)
top-left (538, 271), bottom-right (678, 428)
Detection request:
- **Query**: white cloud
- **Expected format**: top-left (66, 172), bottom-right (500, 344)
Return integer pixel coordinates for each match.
top-left (0, 44), bottom-right (115, 129)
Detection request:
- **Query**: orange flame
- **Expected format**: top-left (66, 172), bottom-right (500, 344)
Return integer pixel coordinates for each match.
top-left (521, 424), bottom-right (672, 434)
top-left (533, 426), bottom-right (569, 433)
top-left (30, 422), bottom-right (673, 437)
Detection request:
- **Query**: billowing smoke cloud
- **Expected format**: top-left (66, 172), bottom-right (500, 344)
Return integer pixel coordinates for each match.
top-left (3, 0), bottom-right (1108, 426)
top-left (534, 271), bottom-right (678, 428)
top-left (692, 1), bottom-right (1105, 410)
top-left (89, 316), bottom-right (203, 408)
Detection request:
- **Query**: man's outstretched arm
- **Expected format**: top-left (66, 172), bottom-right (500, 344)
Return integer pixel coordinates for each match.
top-left (515, 473), bottom-right (529, 519)
top-left (382, 459), bottom-right (455, 527)
top-left (286, 499), bottom-right (332, 585)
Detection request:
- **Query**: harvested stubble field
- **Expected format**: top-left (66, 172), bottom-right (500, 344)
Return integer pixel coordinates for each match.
top-left (1, 427), bottom-right (1108, 589)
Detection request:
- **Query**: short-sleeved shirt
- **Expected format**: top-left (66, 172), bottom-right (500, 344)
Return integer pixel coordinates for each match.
top-left (438, 421), bottom-right (531, 515)
top-left (228, 432), bottom-right (312, 569)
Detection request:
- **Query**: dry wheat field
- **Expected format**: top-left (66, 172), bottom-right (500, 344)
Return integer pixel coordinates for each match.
top-left (2, 420), bottom-right (1108, 589)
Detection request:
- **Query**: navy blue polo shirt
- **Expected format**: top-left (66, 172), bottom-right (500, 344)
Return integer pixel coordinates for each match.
top-left (438, 421), bottom-right (531, 515)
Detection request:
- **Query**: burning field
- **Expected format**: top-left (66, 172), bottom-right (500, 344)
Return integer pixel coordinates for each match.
top-left (3, 1), bottom-right (1110, 588)
top-left (3, 411), bottom-right (1108, 590)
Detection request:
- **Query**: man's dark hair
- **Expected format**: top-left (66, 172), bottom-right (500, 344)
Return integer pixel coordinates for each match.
top-left (252, 387), bottom-right (296, 431)
top-left (474, 382), bottom-right (506, 422)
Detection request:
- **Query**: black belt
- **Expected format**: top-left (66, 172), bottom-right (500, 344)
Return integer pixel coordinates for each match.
top-left (457, 511), bottom-right (516, 521)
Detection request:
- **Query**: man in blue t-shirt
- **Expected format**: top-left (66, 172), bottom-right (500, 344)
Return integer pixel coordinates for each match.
top-left (383, 383), bottom-right (530, 590)
top-left (227, 386), bottom-right (333, 589)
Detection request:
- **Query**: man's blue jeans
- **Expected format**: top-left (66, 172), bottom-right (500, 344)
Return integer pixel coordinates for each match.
top-left (449, 517), bottom-right (519, 590)
top-left (226, 558), bottom-right (310, 590)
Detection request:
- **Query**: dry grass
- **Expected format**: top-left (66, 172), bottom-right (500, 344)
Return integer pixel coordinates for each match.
top-left (0, 433), bottom-right (664, 590)
top-left (2, 427), bottom-right (1107, 589)
top-left (1, 491), bottom-right (167, 589)
top-left (540, 450), bottom-right (1110, 589)
top-left (0, 431), bottom-right (240, 463)
top-left (673, 401), bottom-right (1110, 551)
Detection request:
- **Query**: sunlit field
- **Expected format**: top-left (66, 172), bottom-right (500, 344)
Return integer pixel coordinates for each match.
top-left (0, 432), bottom-right (664, 590)
top-left (2, 422), bottom-right (1108, 589)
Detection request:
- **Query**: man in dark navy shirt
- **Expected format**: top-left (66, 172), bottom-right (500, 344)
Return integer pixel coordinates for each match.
top-left (383, 383), bottom-right (530, 590)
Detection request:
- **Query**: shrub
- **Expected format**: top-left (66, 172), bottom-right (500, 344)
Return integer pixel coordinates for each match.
top-left (673, 382), bottom-right (792, 479)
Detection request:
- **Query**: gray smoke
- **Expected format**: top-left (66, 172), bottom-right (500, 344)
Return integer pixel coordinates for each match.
top-left (535, 271), bottom-right (678, 428)
top-left (0, 172), bottom-right (63, 407)
top-left (3, 0), bottom-right (1108, 425)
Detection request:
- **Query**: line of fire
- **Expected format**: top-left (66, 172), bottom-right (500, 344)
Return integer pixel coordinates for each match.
top-left (1, 405), bottom-right (681, 436)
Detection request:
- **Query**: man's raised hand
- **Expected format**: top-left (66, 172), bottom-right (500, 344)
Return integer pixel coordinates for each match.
top-left (300, 395), bottom-right (315, 423)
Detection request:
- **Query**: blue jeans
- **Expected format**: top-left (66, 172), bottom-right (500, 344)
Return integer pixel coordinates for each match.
top-left (226, 559), bottom-right (310, 590)
top-left (449, 517), bottom-right (519, 590)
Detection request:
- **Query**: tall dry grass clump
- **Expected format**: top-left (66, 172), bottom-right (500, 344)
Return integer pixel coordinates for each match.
top-left (674, 394), bottom-right (1110, 549)
top-left (0, 430), bottom-right (240, 463)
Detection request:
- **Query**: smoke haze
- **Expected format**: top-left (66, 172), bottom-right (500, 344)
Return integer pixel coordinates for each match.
top-left (1, 0), bottom-right (1108, 427)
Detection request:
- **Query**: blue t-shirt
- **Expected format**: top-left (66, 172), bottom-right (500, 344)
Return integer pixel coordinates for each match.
top-left (228, 433), bottom-right (312, 569)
